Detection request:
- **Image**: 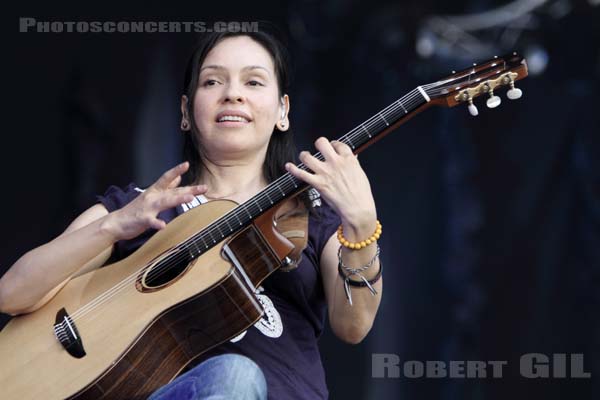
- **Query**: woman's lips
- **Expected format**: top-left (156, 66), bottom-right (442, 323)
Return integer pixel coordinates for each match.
top-left (216, 119), bottom-right (250, 127)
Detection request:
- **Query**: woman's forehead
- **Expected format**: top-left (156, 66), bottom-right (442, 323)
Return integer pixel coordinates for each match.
top-left (200, 64), bottom-right (272, 78)
top-left (201, 36), bottom-right (275, 75)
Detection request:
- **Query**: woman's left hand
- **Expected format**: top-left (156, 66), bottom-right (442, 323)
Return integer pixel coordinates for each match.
top-left (285, 137), bottom-right (377, 235)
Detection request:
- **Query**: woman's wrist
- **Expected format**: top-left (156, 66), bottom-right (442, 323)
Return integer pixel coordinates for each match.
top-left (338, 244), bottom-right (382, 306)
top-left (340, 210), bottom-right (378, 242)
top-left (98, 212), bottom-right (123, 243)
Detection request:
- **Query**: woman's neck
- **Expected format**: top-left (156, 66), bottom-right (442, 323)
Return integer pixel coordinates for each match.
top-left (197, 155), bottom-right (269, 204)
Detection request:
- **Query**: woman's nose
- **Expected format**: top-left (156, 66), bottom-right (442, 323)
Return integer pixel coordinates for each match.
top-left (222, 83), bottom-right (245, 103)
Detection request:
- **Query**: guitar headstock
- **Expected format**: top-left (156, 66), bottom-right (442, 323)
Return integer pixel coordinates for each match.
top-left (424, 53), bottom-right (528, 116)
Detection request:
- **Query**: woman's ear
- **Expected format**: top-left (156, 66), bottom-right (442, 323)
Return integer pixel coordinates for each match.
top-left (180, 95), bottom-right (190, 131)
top-left (276, 94), bottom-right (290, 132)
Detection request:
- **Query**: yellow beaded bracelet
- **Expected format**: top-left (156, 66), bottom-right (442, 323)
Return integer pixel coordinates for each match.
top-left (337, 220), bottom-right (382, 249)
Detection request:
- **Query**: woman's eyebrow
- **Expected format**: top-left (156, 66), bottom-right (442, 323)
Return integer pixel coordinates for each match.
top-left (242, 65), bottom-right (271, 76)
top-left (200, 65), bottom-right (271, 76)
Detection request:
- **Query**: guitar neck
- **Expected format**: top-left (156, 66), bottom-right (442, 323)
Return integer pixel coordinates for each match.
top-left (246, 86), bottom-right (430, 211)
top-left (178, 87), bottom-right (430, 258)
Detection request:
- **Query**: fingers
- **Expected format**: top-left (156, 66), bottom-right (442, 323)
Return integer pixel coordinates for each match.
top-left (167, 175), bottom-right (182, 189)
top-left (298, 151), bottom-right (324, 174)
top-left (115, 163), bottom-right (207, 239)
top-left (149, 161), bottom-right (210, 210)
top-left (154, 162), bottom-right (189, 190)
top-left (287, 137), bottom-right (360, 196)
top-left (153, 184), bottom-right (208, 211)
top-left (314, 137), bottom-right (337, 161)
top-left (314, 137), bottom-right (354, 161)
top-left (149, 218), bottom-right (167, 231)
top-left (330, 140), bottom-right (354, 156)
top-left (285, 162), bottom-right (318, 187)
top-left (297, 137), bottom-right (354, 173)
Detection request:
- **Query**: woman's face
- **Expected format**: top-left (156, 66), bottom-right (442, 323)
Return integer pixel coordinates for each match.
top-left (188, 36), bottom-right (288, 162)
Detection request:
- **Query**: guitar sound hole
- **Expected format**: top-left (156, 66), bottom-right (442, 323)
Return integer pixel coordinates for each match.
top-left (141, 250), bottom-right (191, 290)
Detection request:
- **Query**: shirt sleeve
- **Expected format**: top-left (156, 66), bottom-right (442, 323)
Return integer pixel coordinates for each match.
top-left (308, 198), bottom-right (341, 263)
top-left (96, 182), bottom-right (143, 213)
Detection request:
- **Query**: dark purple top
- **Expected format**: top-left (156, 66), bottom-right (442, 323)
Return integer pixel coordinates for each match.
top-left (97, 183), bottom-right (341, 400)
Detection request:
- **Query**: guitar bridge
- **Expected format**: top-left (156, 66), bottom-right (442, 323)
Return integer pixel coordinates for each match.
top-left (54, 307), bottom-right (86, 358)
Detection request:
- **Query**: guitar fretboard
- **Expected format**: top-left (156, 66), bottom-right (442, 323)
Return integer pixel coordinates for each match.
top-left (180, 88), bottom-right (429, 258)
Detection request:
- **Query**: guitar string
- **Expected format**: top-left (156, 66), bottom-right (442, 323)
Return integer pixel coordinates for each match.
top-left (64, 62), bottom-right (518, 333)
top-left (68, 64), bottom-right (514, 321)
top-left (68, 87), bottom-right (432, 323)
top-left (66, 62), bottom-right (516, 321)
top-left (67, 87), bottom-right (436, 322)
top-left (68, 86), bottom-right (435, 323)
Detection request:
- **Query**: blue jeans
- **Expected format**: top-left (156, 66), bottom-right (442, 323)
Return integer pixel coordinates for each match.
top-left (148, 354), bottom-right (267, 400)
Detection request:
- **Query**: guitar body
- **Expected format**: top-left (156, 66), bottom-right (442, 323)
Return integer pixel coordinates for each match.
top-left (0, 200), bottom-right (294, 400)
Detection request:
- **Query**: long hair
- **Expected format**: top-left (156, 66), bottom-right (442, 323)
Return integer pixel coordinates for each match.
top-left (180, 29), bottom-right (297, 187)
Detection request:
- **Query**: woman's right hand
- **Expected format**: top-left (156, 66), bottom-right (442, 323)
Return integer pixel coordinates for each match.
top-left (103, 162), bottom-right (207, 241)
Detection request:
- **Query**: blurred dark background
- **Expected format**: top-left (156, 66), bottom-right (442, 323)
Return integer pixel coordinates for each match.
top-left (1, 1), bottom-right (599, 399)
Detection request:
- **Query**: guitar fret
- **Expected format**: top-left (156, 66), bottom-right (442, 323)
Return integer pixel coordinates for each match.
top-left (200, 236), bottom-right (209, 249)
top-left (190, 240), bottom-right (200, 257)
top-left (397, 99), bottom-right (408, 114)
top-left (287, 174), bottom-right (298, 188)
top-left (361, 124), bottom-right (371, 138)
top-left (265, 191), bottom-right (274, 204)
top-left (253, 198), bottom-right (263, 212)
top-left (277, 184), bottom-right (286, 196)
top-left (235, 213), bottom-right (243, 226)
top-left (346, 136), bottom-right (355, 150)
top-left (208, 231), bottom-right (217, 243)
top-left (379, 113), bottom-right (390, 126)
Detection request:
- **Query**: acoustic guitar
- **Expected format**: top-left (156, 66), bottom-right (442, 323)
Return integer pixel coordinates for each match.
top-left (0, 53), bottom-right (528, 399)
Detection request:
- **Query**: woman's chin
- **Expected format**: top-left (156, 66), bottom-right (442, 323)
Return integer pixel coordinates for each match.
top-left (208, 138), bottom-right (268, 157)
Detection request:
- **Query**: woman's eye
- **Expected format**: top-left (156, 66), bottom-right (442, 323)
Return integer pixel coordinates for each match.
top-left (203, 79), bottom-right (219, 86)
top-left (247, 80), bottom-right (264, 87)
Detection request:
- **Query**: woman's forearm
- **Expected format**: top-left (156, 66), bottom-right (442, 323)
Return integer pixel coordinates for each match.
top-left (0, 210), bottom-right (116, 315)
top-left (328, 218), bottom-right (382, 344)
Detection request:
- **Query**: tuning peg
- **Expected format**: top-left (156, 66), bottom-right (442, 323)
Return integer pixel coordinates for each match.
top-left (468, 98), bottom-right (479, 116)
top-left (507, 87), bottom-right (522, 100)
top-left (506, 81), bottom-right (523, 100)
top-left (486, 91), bottom-right (501, 108)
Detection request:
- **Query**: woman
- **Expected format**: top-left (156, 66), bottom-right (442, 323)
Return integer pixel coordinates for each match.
top-left (0, 30), bottom-right (382, 399)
